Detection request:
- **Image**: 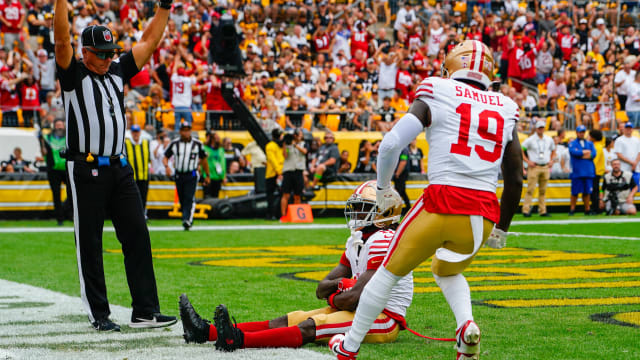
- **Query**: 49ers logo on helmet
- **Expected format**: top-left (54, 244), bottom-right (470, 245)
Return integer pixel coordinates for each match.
top-left (103, 30), bottom-right (112, 42)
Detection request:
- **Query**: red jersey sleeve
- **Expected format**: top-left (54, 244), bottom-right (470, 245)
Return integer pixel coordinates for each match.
top-left (339, 252), bottom-right (350, 268)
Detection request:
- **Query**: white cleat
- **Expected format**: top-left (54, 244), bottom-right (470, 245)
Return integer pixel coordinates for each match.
top-left (456, 320), bottom-right (481, 360)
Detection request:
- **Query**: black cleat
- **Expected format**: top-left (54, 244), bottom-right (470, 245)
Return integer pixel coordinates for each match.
top-left (179, 294), bottom-right (211, 344)
top-left (183, 221), bottom-right (191, 231)
top-left (214, 304), bottom-right (244, 352)
top-left (522, 212), bottom-right (531, 217)
top-left (540, 213), bottom-right (552, 217)
top-left (92, 318), bottom-right (121, 332)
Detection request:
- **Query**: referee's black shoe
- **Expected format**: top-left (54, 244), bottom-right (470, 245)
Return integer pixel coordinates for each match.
top-left (130, 313), bottom-right (177, 328)
top-left (183, 221), bottom-right (191, 231)
top-left (92, 318), bottom-right (121, 332)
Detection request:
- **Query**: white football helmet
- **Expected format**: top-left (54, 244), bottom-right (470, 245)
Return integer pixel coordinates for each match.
top-left (344, 180), bottom-right (403, 231)
top-left (441, 40), bottom-right (495, 90)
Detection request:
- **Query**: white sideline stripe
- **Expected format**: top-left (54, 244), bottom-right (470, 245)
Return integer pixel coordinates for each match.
top-left (0, 224), bottom-right (347, 233)
top-left (2, 218), bottom-right (640, 234)
top-left (511, 218), bottom-right (640, 225)
top-left (0, 278), bottom-right (333, 360)
top-left (511, 232), bottom-right (640, 241)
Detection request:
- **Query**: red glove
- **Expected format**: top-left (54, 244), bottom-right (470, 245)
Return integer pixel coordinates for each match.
top-left (338, 278), bottom-right (357, 293)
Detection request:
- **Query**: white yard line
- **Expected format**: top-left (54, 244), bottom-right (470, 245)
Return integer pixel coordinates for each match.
top-left (510, 232), bottom-right (640, 241)
top-left (0, 279), bottom-right (333, 360)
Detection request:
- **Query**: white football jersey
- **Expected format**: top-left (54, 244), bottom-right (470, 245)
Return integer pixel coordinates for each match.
top-left (415, 77), bottom-right (519, 193)
top-left (170, 74), bottom-right (196, 107)
top-left (344, 229), bottom-right (413, 317)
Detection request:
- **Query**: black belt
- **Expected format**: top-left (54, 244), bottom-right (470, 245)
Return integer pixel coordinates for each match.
top-left (535, 163), bottom-right (548, 167)
top-left (175, 170), bottom-right (197, 175)
top-left (67, 152), bottom-right (125, 167)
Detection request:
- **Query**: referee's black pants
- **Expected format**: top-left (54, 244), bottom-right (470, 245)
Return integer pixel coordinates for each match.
top-left (394, 176), bottom-right (411, 215)
top-left (67, 160), bottom-right (160, 323)
top-left (47, 169), bottom-right (72, 223)
top-left (175, 172), bottom-right (198, 225)
top-left (136, 180), bottom-right (149, 211)
top-left (265, 176), bottom-right (279, 219)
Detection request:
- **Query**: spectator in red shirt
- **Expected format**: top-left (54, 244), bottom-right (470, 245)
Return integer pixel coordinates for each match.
top-left (120, 0), bottom-right (141, 28)
top-left (466, 20), bottom-right (482, 41)
top-left (395, 57), bottom-right (412, 100)
top-left (520, 37), bottom-right (544, 87)
top-left (350, 49), bottom-right (366, 72)
top-left (0, 0), bottom-right (25, 51)
top-left (20, 75), bottom-right (40, 127)
top-left (557, 24), bottom-right (577, 62)
top-left (0, 66), bottom-right (23, 126)
top-left (313, 23), bottom-right (333, 55)
top-left (350, 21), bottom-right (372, 58)
top-left (507, 30), bottom-right (524, 87)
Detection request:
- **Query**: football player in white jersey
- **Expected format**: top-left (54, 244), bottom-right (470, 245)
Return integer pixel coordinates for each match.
top-left (330, 40), bottom-right (524, 360)
top-left (178, 181), bottom-right (414, 352)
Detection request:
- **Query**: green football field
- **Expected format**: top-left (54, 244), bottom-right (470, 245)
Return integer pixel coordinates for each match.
top-left (0, 214), bottom-right (639, 359)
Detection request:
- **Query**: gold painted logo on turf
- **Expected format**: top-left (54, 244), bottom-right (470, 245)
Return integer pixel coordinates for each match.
top-left (107, 246), bottom-right (640, 309)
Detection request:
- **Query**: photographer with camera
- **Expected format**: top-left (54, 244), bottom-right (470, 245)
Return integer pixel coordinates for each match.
top-left (280, 128), bottom-right (307, 220)
top-left (600, 159), bottom-right (638, 215)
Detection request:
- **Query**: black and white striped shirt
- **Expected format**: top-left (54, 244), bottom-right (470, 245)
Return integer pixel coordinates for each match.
top-left (57, 51), bottom-right (140, 157)
top-left (164, 137), bottom-right (206, 173)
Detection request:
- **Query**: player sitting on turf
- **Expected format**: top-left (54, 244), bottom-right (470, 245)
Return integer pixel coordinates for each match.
top-left (178, 180), bottom-right (413, 351)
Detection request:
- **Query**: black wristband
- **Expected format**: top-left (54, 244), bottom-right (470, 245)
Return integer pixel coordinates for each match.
top-left (159, 0), bottom-right (172, 10)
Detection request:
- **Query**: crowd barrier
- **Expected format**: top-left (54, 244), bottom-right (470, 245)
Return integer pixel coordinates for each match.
top-left (1, 172), bottom-right (638, 216)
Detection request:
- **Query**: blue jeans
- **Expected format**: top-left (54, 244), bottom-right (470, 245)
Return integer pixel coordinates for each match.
top-left (628, 111), bottom-right (640, 128)
top-left (174, 106), bottom-right (193, 128)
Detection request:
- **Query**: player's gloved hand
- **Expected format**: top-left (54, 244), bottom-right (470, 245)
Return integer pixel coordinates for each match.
top-left (485, 227), bottom-right (507, 249)
top-left (338, 278), bottom-right (357, 293)
top-left (159, 0), bottom-right (172, 10)
top-left (376, 186), bottom-right (402, 215)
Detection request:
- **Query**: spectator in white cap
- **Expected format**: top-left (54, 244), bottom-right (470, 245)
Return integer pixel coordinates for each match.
top-left (591, 18), bottom-right (611, 54)
top-left (23, 34), bottom-right (57, 103)
top-left (521, 120), bottom-right (557, 217)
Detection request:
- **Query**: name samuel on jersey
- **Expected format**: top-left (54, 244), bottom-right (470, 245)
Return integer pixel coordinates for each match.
top-left (454, 85), bottom-right (504, 106)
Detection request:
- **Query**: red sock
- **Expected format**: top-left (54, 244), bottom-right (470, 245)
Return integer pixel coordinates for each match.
top-left (243, 326), bottom-right (304, 348)
top-left (208, 320), bottom-right (270, 342)
top-left (208, 324), bottom-right (217, 342)
top-left (238, 320), bottom-right (270, 332)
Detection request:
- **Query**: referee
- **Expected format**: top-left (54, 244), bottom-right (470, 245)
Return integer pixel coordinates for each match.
top-left (163, 121), bottom-right (210, 230)
top-left (125, 124), bottom-right (150, 214)
top-left (54, 0), bottom-right (176, 331)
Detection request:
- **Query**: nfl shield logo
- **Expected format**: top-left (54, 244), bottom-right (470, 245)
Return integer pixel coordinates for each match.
top-left (91, 169), bottom-right (99, 177)
top-left (103, 30), bottom-right (112, 42)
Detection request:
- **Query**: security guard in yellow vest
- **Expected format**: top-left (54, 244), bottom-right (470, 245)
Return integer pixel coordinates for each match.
top-left (125, 125), bottom-right (151, 212)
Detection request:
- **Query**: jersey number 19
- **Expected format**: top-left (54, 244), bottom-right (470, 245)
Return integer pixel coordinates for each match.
top-left (450, 103), bottom-right (504, 163)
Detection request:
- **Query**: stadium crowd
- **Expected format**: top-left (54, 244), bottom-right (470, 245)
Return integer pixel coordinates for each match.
top-left (0, 0), bottom-right (639, 213)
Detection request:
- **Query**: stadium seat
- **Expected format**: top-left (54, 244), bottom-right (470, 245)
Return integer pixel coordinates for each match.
top-left (616, 111), bottom-right (629, 122)
top-left (302, 114), bottom-right (313, 131)
top-left (17, 109), bottom-right (23, 127)
top-left (132, 111), bottom-right (145, 127)
top-left (277, 114), bottom-right (286, 129)
top-left (192, 112), bottom-right (206, 131)
top-left (326, 114), bottom-right (340, 132)
top-left (574, 104), bottom-right (585, 124)
top-left (163, 111), bottom-right (175, 130)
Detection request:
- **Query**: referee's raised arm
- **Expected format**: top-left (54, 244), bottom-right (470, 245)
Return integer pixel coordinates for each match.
top-left (131, 1), bottom-right (172, 70)
top-left (53, 0), bottom-right (73, 70)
